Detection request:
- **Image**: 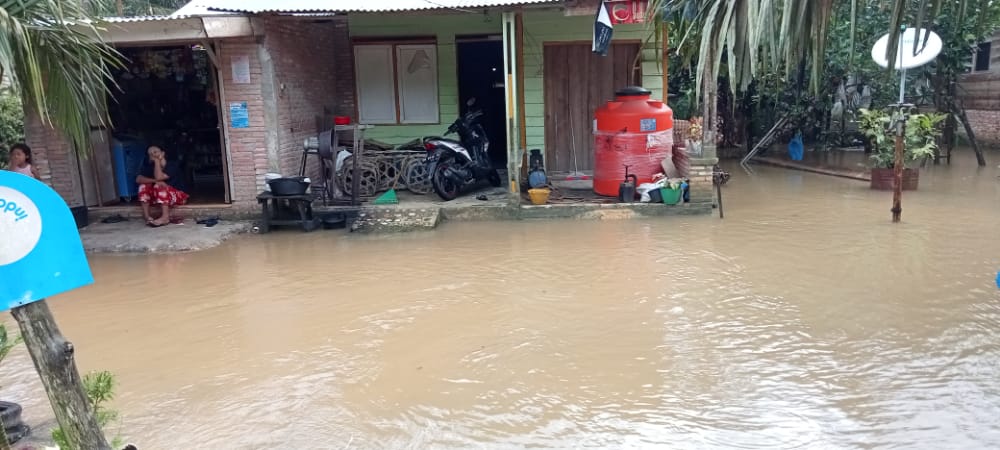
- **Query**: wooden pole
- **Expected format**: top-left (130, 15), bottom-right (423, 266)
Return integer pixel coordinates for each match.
top-left (716, 179), bottom-right (724, 219)
top-left (10, 301), bottom-right (111, 450)
top-left (891, 116), bottom-right (905, 223)
top-left (661, 23), bottom-right (669, 105)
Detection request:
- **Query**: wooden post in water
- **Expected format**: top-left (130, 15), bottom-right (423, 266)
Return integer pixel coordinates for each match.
top-left (10, 301), bottom-right (111, 450)
top-left (891, 108), bottom-right (907, 223)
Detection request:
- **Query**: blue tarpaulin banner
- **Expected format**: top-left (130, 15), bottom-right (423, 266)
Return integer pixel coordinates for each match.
top-left (0, 171), bottom-right (93, 311)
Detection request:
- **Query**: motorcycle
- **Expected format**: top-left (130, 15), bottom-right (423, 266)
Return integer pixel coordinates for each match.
top-left (424, 99), bottom-right (502, 200)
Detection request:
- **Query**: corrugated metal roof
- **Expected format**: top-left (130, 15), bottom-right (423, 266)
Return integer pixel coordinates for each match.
top-left (99, 0), bottom-right (242, 22)
top-left (171, 0), bottom-right (242, 18)
top-left (200, 0), bottom-right (561, 14)
top-left (103, 15), bottom-right (179, 23)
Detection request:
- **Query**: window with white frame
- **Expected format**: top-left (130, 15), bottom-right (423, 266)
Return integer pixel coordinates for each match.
top-left (354, 42), bottom-right (439, 124)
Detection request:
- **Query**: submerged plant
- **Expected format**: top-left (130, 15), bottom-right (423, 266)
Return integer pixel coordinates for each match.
top-left (857, 108), bottom-right (945, 169)
top-left (51, 371), bottom-right (124, 450)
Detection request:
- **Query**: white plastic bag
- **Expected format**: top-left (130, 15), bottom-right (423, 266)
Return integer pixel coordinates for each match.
top-left (636, 182), bottom-right (664, 203)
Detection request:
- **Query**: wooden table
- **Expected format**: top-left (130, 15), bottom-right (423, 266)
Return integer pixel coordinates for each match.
top-left (256, 192), bottom-right (319, 233)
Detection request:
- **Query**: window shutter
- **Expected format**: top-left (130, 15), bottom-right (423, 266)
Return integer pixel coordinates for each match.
top-left (354, 44), bottom-right (397, 124)
top-left (395, 44), bottom-right (439, 124)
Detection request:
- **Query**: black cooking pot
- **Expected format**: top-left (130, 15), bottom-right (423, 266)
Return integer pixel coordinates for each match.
top-left (268, 177), bottom-right (310, 196)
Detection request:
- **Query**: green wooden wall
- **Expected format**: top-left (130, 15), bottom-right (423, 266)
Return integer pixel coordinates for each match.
top-left (521, 9), bottom-right (663, 156)
top-left (348, 13), bottom-right (502, 144)
top-left (347, 10), bottom-right (663, 157)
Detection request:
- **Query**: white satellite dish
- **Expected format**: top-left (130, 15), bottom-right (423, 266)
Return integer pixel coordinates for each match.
top-left (871, 28), bottom-right (943, 70)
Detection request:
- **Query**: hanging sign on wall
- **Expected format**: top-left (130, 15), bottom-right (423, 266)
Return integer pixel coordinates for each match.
top-left (231, 54), bottom-right (251, 84)
top-left (230, 102), bottom-right (250, 128)
top-left (605, 0), bottom-right (648, 24)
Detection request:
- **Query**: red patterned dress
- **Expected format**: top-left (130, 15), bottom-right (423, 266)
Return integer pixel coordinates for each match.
top-left (138, 160), bottom-right (189, 206)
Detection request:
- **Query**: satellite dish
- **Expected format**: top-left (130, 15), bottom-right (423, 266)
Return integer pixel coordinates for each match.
top-left (871, 28), bottom-right (942, 69)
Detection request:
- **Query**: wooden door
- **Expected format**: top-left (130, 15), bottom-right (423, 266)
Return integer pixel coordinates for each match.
top-left (543, 42), bottom-right (641, 173)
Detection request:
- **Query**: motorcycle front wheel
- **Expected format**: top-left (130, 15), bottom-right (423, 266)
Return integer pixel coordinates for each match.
top-left (432, 160), bottom-right (461, 201)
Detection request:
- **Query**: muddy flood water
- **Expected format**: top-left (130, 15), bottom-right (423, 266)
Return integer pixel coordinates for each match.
top-left (3, 151), bottom-right (1000, 449)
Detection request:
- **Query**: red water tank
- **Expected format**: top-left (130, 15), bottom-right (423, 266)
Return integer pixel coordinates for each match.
top-left (593, 86), bottom-right (674, 196)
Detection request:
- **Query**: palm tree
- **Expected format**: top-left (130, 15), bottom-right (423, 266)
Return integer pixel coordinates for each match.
top-left (0, 0), bottom-right (121, 154)
top-left (1, 2), bottom-right (119, 449)
top-left (651, 0), bottom-right (995, 162)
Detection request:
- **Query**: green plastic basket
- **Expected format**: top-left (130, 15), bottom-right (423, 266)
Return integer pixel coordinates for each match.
top-left (660, 187), bottom-right (682, 205)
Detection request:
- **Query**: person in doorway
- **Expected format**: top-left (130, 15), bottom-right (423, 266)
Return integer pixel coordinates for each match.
top-left (4, 143), bottom-right (40, 179)
top-left (136, 145), bottom-right (188, 227)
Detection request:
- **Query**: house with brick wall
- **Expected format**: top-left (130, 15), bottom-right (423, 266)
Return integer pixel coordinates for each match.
top-left (25, 0), bottom-right (717, 216)
top-left (27, 9), bottom-right (356, 212)
top-left (958, 30), bottom-right (1000, 145)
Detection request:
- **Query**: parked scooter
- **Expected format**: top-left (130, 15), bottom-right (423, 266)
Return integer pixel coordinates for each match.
top-left (424, 98), bottom-right (502, 200)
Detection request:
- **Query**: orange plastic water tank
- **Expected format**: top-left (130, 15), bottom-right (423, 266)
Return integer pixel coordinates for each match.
top-left (593, 86), bottom-right (674, 197)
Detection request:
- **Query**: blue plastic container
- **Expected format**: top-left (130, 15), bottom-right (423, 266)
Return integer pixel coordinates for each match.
top-left (112, 136), bottom-right (147, 201)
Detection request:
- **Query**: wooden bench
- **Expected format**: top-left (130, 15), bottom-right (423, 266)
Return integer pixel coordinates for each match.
top-left (256, 192), bottom-right (319, 233)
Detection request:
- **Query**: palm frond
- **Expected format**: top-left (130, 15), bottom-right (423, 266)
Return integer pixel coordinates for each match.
top-left (0, 0), bottom-right (121, 156)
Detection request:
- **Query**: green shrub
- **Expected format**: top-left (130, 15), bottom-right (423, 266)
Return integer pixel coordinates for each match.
top-left (52, 371), bottom-right (124, 449)
top-left (0, 92), bottom-right (25, 167)
top-left (857, 108), bottom-right (945, 169)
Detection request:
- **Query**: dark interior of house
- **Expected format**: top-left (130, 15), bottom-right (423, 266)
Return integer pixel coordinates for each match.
top-left (457, 38), bottom-right (507, 168)
top-left (107, 45), bottom-right (226, 204)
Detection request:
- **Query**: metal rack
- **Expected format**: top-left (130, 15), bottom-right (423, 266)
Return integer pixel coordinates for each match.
top-left (300, 123), bottom-right (373, 206)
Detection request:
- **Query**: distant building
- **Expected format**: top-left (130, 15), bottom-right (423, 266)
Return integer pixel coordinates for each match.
top-left (957, 31), bottom-right (1000, 144)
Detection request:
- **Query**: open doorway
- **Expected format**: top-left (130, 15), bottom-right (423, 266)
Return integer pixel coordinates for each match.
top-left (456, 36), bottom-right (506, 168)
top-left (105, 44), bottom-right (228, 205)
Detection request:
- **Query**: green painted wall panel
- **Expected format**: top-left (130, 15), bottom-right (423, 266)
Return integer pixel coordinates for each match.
top-left (348, 13), bottom-right (501, 144)
top-left (521, 10), bottom-right (664, 159)
top-left (524, 103), bottom-right (545, 118)
top-left (345, 10), bottom-right (664, 157)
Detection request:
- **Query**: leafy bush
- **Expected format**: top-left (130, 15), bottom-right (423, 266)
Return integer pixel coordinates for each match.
top-left (0, 92), bottom-right (25, 167)
top-left (52, 370), bottom-right (124, 449)
top-left (857, 108), bottom-right (945, 168)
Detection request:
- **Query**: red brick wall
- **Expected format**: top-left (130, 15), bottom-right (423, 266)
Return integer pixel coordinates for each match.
top-left (331, 19), bottom-right (356, 118)
top-left (962, 109), bottom-right (1000, 145)
top-left (27, 19), bottom-right (356, 208)
top-left (217, 38), bottom-right (269, 205)
top-left (258, 17), bottom-right (349, 180)
top-left (23, 110), bottom-right (81, 205)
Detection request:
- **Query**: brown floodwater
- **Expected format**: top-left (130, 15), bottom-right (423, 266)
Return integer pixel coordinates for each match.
top-left (3, 150), bottom-right (1000, 449)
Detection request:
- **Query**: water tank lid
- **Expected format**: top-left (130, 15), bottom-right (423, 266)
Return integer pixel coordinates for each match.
top-left (616, 86), bottom-right (651, 97)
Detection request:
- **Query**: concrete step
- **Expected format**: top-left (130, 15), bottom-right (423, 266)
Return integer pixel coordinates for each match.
top-left (350, 207), bottom-right (441, 233)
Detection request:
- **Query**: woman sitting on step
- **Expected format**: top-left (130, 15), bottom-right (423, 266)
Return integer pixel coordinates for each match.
top-left (136, 145), bottom-right (189, 227)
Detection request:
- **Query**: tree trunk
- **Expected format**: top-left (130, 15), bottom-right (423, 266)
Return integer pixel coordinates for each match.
top-left (940, 112), bottom-right (956, 164)
top-left (10, 301), bottom-right (110, 450)
top-left (0, 422), bottom-right (9, 450)
top-left (953, 106), bottom-right (987, 166)
top-left (892, 122), bottom-right (905, 223)
top-left (702, 43), bottom-right (719, 153)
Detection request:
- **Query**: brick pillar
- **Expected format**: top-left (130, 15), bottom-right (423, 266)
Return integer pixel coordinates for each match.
top-left (331, 18), bottom-right (355, 117)
top-left (23, 111), bottom-right (83, 206)
top-left (687, 158), bottom-right (718, 205)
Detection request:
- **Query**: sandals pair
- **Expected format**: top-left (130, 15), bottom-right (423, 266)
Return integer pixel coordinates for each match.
top-left (101, 214), bottom-right (128, 224)
top-left (196, 216), bottom-right (220, 227)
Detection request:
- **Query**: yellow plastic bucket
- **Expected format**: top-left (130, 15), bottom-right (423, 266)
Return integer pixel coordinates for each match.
top-left (528, 188), bottom-right (551, 205)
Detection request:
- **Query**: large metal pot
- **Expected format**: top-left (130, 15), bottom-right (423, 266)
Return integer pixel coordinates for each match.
top-left (267, 177), bottom-right (310, 196)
